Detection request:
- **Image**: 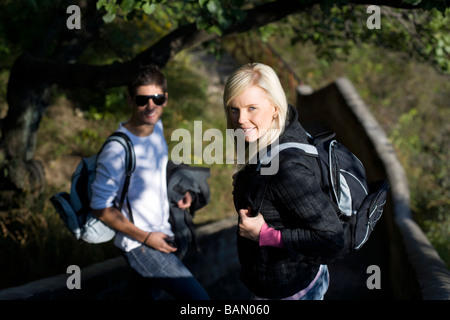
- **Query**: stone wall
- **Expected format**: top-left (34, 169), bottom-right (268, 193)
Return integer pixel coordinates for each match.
top-left (297, 77), bottom-right (450, 300)
top-left (0, 217), bottom-right (247, 300)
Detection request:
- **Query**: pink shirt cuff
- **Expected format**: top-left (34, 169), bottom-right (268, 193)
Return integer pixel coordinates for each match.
top-left (259, 223), bottom-right (284, 248)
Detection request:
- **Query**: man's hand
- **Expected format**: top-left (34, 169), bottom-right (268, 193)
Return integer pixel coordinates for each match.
top-left (177, 191), bottom-right (192, 209)
top-left (145, 232), bottom-right (177, 253)
top-left (238, 207), bottom-right (265, 242)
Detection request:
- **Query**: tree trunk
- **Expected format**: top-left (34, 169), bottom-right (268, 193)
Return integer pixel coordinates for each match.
top-left (0, 0), bottom-right (103, 208)
top-left (0, 55), bottom-right (48, 208)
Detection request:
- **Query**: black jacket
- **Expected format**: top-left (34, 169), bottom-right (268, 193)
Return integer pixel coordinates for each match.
top-left (166, 161), bottom-right (210, 258)
top-left (233, 105), bottom-right (344, 299)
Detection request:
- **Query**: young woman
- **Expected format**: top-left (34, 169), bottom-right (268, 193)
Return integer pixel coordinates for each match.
top-left (224, 63), bottom-right (344, 300)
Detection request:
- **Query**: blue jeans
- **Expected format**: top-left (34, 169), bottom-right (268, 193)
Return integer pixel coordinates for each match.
top-left (253, 265), bottom-right (329, 300)
top-left (297, 264), bottom-right (329, 300)
top-left (124, 245), bottom-right (209, 300)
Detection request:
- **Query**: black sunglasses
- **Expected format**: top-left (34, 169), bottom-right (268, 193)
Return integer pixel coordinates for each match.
top-left (134, 94), bottom-right (166, 106)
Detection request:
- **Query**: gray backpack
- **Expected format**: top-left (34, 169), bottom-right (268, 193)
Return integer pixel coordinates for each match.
top-left (257, 132), bottom-right (389, 257)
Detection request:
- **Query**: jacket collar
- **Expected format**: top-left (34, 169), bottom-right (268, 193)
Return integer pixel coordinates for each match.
top-left (279, 104), bottom-right (308, 144)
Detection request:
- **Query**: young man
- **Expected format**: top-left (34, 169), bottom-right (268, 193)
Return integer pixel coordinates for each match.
top-left (91, 66), bottom-right (209, 300)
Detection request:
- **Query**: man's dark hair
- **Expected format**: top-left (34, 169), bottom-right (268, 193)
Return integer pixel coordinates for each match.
top-left (128, 65), bottom-right (167, 97)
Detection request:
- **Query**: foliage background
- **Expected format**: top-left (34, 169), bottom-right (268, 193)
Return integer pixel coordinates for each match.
top-left (0, 2), bottom-right (448, 289)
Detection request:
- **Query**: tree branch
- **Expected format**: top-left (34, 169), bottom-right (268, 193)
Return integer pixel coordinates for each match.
top-left (15, 0), bottom-right (431, 89)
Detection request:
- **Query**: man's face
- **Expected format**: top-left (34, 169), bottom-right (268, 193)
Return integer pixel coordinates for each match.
top-left (131, 84), bottom-right (167, 127)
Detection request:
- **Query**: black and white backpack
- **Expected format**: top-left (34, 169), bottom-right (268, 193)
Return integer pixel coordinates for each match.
top-left (257, 132), bottom-right (389, 257)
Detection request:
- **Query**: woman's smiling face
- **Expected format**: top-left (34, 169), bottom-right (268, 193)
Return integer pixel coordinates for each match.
top-left (227, 85), bottom-right (278, 142)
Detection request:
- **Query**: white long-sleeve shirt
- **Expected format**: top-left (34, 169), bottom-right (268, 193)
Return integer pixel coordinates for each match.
top-left (90, 120), bottom-right (173, 252)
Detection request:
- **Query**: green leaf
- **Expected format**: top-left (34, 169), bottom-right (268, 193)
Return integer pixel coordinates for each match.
top-left (96, 0), bottom-right (107, 10)
top-left (102, 12), bottom-right (116, 24)
top-left (206, 0), bottom-right (220, 14)
top-left (217, 11), bottom-right (232, 29)
top-left (121, 0), bottom-right (135, 13)
top-left (207, 25), bottom-right (222, 36)
top-left (198, 0), bottom-right (209, 7)
top-left (142, 2), bottom-right (156, 14)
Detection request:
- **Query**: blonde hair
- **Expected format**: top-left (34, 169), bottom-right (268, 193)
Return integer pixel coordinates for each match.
top-left (223, 63), bottom-right (289, 166)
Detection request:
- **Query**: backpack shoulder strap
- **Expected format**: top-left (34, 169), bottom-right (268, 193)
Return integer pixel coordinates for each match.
top-left (257, 142), bottom-right (319, 169)
top-left (254, 142), bottom-right (319, 215)
top-left (103, 132), bottom-right (136, 174)
top-left (98, 132), bottom-right (136, 222)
